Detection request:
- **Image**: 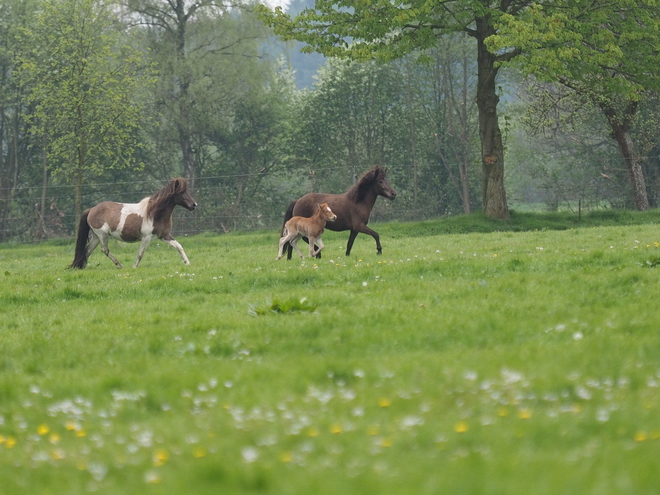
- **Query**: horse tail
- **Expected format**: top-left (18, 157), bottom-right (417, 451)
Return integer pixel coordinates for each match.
top-left (69, 210), bottom-right (91, 269)
top-left (283, 200), bottom-right (297, 260)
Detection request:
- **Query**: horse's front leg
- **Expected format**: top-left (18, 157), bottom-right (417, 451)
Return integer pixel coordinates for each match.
top-left (162, 234), bottom-right (190, 265)
top-left (133, 235), bottom-right (153, 268)
top-left (346, 226), bottom-right (381, 256)
top-left (311, 238), bottom-right (324, 257)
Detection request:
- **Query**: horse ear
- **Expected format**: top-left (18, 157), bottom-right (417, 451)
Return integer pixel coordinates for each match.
top-left (175, 177), bottom-right (187, 191)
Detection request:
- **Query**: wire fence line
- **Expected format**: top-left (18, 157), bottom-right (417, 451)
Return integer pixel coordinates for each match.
top-left (0, 170), bottom-right (416, 243)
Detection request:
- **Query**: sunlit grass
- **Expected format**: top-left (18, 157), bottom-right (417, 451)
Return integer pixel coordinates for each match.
top-left (2, 214), bottom-right (660, 494)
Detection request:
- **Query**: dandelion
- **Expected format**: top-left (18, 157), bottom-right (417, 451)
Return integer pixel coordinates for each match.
top-left (76, 429), bottom-right (87, 438)
top-left (634, 431), bottom-right (648, 442)
top-left (49, 433), bottom-right (61, 444)
top-left (5, 437), bottom-right (16, 448)
top-left (380, 438), bottom-right (393, 447)
top-left (331, 424), bottom-right (343, 434)
top-left (378, 398), bottom-right (391, 408)
top-left (37, 424), bottom-right (50, 435)
top-left (279, 451), bottom-right (293, 462)
top-left (307, 427), bottom-right (319, 437)
top-left (518, 408), bottom-right (532, 419)
top-left (153, 449), bottom-right (169, 466)
top-left (454, 421), bottom-right (469, 433)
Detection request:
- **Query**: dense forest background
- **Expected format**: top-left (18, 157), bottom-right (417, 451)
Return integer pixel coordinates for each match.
top-left (2, 0), bottom-right (660, 242)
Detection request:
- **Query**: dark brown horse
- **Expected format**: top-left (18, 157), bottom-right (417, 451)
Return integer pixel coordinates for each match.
top-left (69, 178), bottom-right (197, 269)
top-left (282, 166), bottom-right (396, 259)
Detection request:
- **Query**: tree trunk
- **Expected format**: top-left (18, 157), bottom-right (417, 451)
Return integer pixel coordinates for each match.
top-left (601, 102), bottom-right (649, 211)
top-left (35, 140), bottom-right (48, 241)
top-left (474, 17), bottom-right (509, 219)
top-left (459, 42), bottom-right (471, 214)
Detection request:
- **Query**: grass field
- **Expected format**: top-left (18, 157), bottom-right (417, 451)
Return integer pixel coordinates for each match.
top-left (2, 211), bottom-right (660, 494)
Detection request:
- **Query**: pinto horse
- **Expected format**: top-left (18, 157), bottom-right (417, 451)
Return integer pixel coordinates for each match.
top-left (69, 178), bottom-right (197, 269)
top-left (276, 203), bottom-right (336, 260)
top-left (283, 166), bottom-right (396, 259)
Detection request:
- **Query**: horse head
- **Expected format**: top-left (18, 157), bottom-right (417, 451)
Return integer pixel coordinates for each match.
top-left (170, 178), bottom-right (198, 211)
top-left (359, 166), bottom-right (396, 201)
top-left (319, 203), bottom-right (337, 222)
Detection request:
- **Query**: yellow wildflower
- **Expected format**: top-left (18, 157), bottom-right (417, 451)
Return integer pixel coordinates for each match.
top-left (37, 424), bottom-right (50, 435)
top-left (279, 451), bottom-right (293, 462)
top-left (634, 431), bottom-right (648, 442)
top-left (153, 449), bottom-right (169, 466)
top-left (307, 427), bottom-right (319, 437)
top-left (454, 421), bottom-right (469, 433)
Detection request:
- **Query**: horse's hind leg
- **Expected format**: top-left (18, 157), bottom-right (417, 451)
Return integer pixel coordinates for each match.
top-left (289, 236), bottom-right (305, 258)
top-left (276, 234), bottom-right (290, 260)
top-left (85, 235), bottom-right (100, 261)
top-left (98, 234), bottom-right (123, 268)
top-left (163, 235), bottom-right (190, 265)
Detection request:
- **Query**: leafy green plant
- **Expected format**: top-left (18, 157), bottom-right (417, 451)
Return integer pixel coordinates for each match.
top-left (249, 297), bottom-right (318, 316)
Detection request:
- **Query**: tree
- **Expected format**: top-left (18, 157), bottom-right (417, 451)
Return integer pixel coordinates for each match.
top-left (257, 0), bottom-right (539, 219)
top-left (488, 1), bottom-right (660, 211)
top-left (19, 0), bottom-right (151, 220)
top-left (124, 0), bottom-right (271, 189)
top-left (0, 0), bottom-right (40, 241)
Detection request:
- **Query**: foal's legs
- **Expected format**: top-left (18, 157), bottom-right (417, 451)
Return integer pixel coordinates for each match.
top-left (310, 237), bottom-right (324, 257)
top-left (277, 232), bottom-right (292, 260)
top-left (162, 234), bottom-right (190, 265)
top-left (288, 235), bottom-right (305, 258)
top-left (97, 233), bottom-right (123, 268)
top-left (277, 232), bottom-right (302, 260)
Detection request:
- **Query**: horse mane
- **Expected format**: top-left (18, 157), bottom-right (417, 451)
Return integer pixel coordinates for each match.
top-left (348, 166), bottom-right (384, 202)
top-left (147, 178), bottom-right (188, 219)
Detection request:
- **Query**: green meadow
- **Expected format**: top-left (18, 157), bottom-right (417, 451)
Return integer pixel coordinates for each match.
top-left (2, 211), bottom-right (660, 494)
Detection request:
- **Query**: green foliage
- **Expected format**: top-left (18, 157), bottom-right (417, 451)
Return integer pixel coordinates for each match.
top-left (18, 0), bottom-right (152, 182)
top-left (489, 1), bottom-right (660, 96)
top-left (2, 213), bottom-right (660, 492)
top-left (256, 0), bottom-right (480, 62)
